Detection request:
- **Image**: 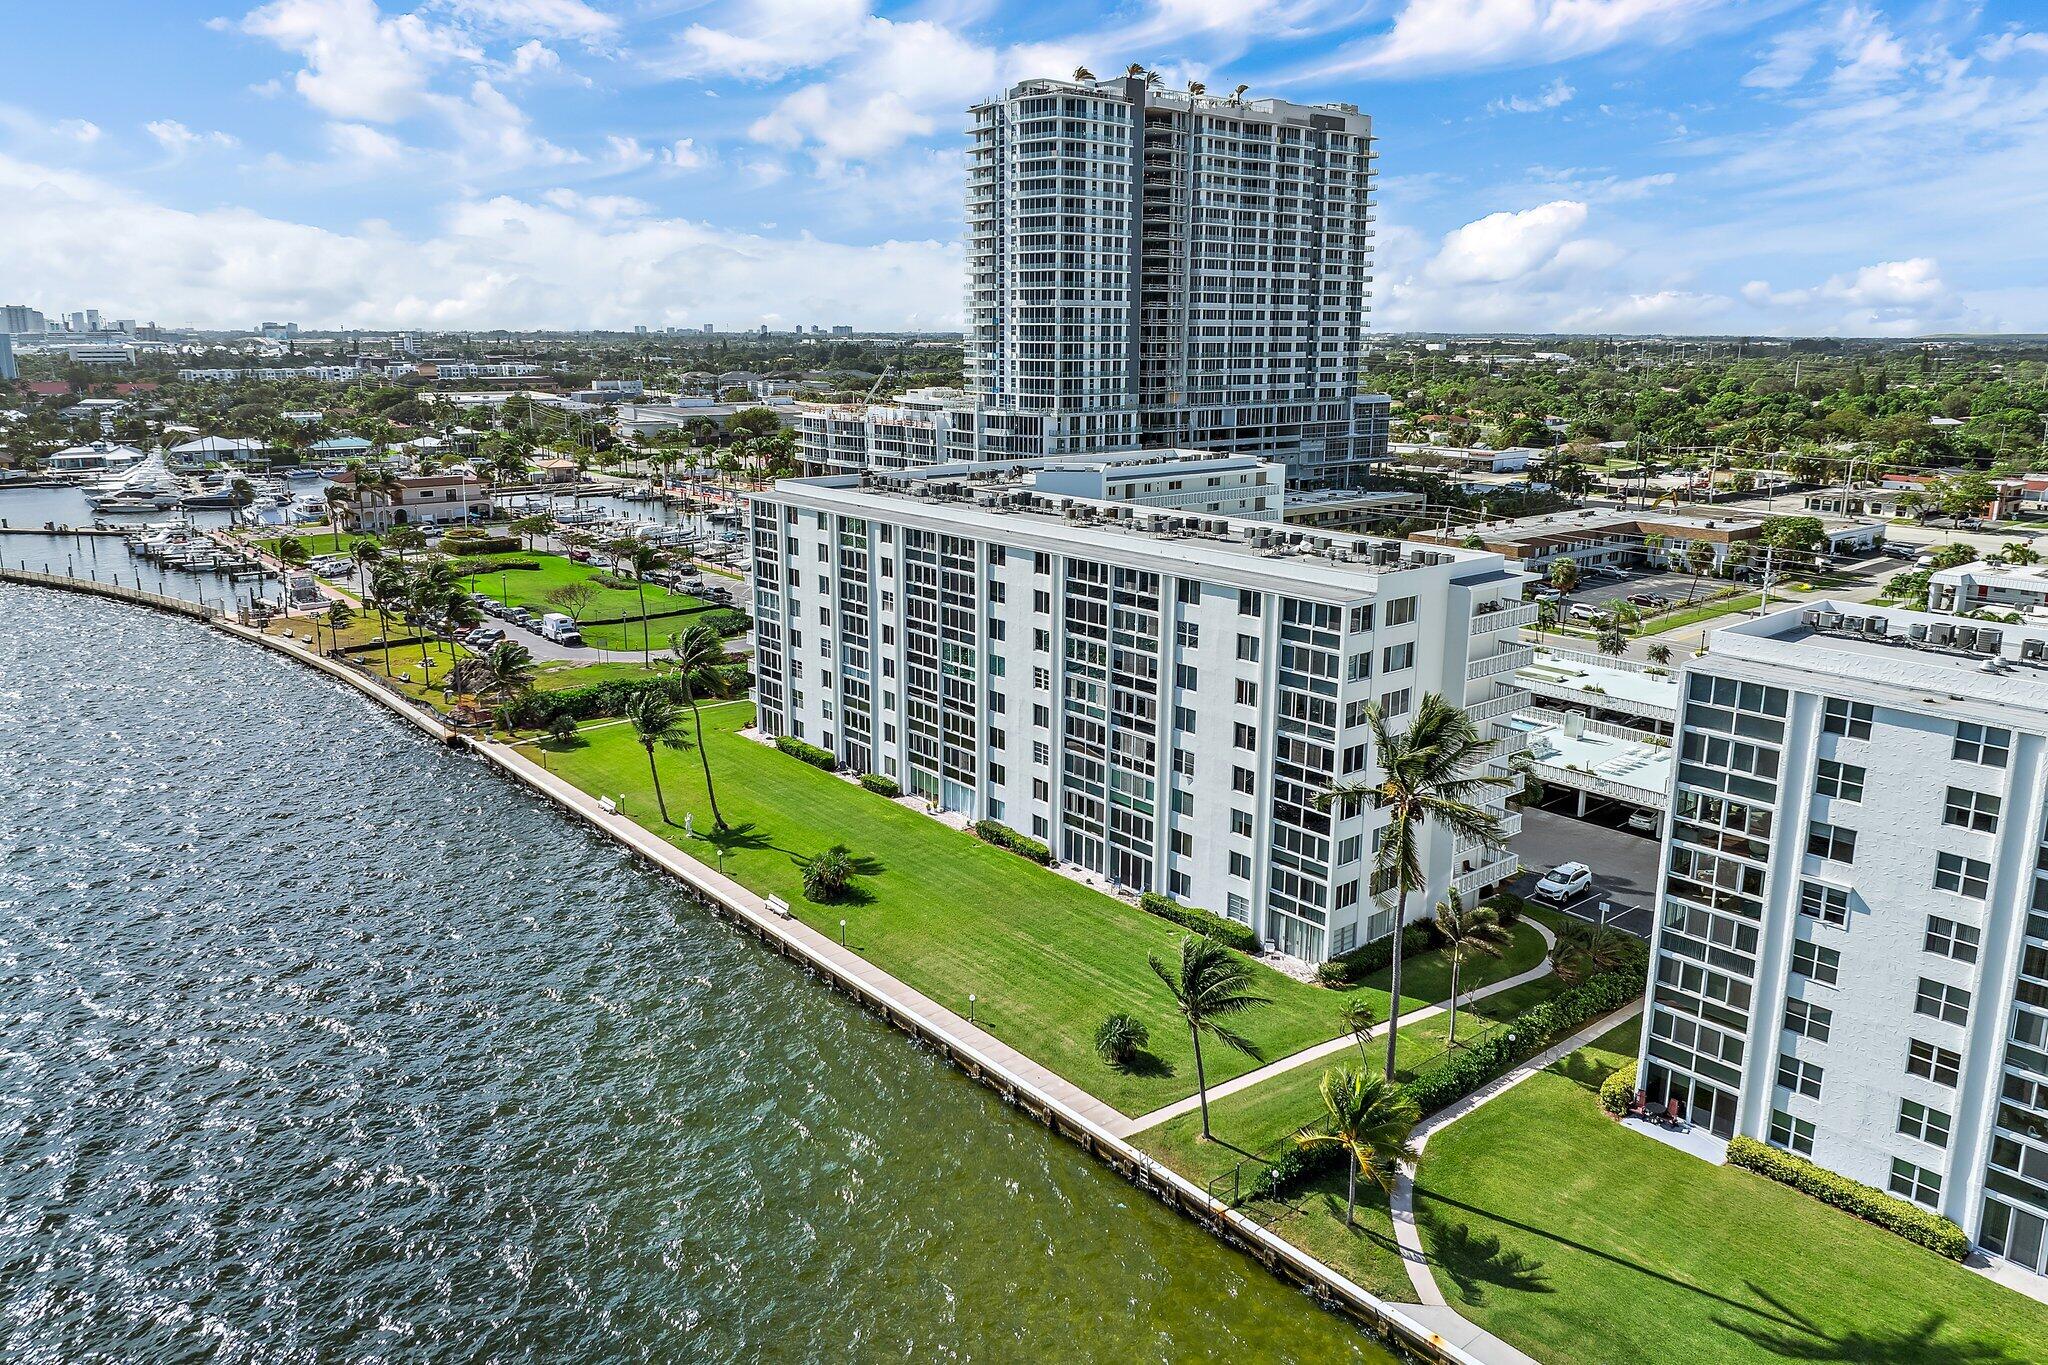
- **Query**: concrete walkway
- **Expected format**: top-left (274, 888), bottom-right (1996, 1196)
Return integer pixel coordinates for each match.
top-left (1388, 999), bottom-right (1645, 1320)
top-left (1111, 919), bottom-right (1561, 1138)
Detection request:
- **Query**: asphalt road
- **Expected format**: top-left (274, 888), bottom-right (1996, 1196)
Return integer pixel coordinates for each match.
top-left (1510, 804), bottom-right (1661, 937)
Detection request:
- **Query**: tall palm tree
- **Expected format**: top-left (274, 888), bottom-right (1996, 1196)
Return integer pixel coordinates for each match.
top-left (1597, 619), bottom-right (1628, 657)
top-left (1683, 538), bottom-right (1716, 603)
top-left (350, 535), bottom-right (383, 602)
top-left (1321, 695), bottom-right (1513, 1080)
top-left (625, 690), bottom-right (687, 825)
top-left (1431, 889), bottom-right (1511, 1047)
top-left (1148, 935), bottom-right (1269, 1141)
top-left (666, 624), bottom-right (733, 829)
top-left (367, 565), bottom-right (406, 673)
top-left (628, 543), bottom-right (664, 666)
top-left (1294, 1066), bottom-right (1419, 1230)
top-left (1552, 922), bottom-right (1634, 986)
top-left (385, 522), bottom-right (427, 564)
top-left (1547, 558), bottom-right (1580, 600)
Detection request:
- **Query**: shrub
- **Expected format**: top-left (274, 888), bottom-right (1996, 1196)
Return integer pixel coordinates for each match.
top-left (1600, 1059), bottom-right (1639, 1117)
top-left (1488, 892), bottom-right (1528, 927)
top-left (1727, 1136), bottom-right (1970, 1261)
top-left (1318, 921), bottom-right (1436, 986)
top-left (500, 673), bottom-right (693, 729)
top-left (775, 735), bottom-right (836, 770)
top-left (1136, 891), bottom-right (1259, 954)
top-left (438, 531), bottom-right (520, 555)
top-left (701, 608), bottom-right (751, 637)
top-left (972, 820), bottom-right (1054, 865)
top-left (1402, 965), bottom-right (1644, 1117)
top-left (801, 843), bottom-right (858, 903)
top-left (546, 713), bottom-right (578, 746)
top-left (859, 773), bottom-right (901, 798)
top-left (1093, 1012), bottom-right (1150, 1068)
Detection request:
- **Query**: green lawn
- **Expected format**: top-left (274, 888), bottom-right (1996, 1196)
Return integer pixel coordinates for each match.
top-left (456, 552), bottom-right (705, 623)
top-left (542, 703), bottom-right (1387, 1115)
top-left (1413, 1019), bottom-right (2048, 1365)
top-left (532, 660), bottom-right (662, 691)
top-left (1133, 971), bottom-right (1564, 1188)
top-left (1640, 593), bottom-right (1763, 635)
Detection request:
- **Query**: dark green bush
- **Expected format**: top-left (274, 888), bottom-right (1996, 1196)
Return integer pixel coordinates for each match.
top-left (1600, 1059), bottom-right (1639, 1117)
top-left (1401, 966), bottom-right (1644, 1116)
top-left (1136, 891), bottom-right (1259, 953)
top-left (438, 531), bottom-right (520, 555)
top-left (859, 773), bottom-right (901, 797)
top-left (501, 673), bottom-right (692, 728)
top-left (1489, 892), bottom-right (1528, 927)
top-left (701, 608), bottom-right (751, 636)
top-left (1727, 1136), bottom-right (1970, 1260)
top-left (1093, 1012), bottom-right (1150, 1068)
top-left (1318, 921), bottom-right (1436, 985)
top-left (775, 735), bottom-right (836, 769)
top-left (972, 820), bottom-right (1053, 865)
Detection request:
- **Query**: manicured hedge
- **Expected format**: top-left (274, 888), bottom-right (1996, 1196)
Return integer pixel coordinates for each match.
top-left (1137, 891), bottom-right (1260, 954)
top-left (501, 673), bottom-right (692, 728)
top-left (439, 532), bottom-right (521, 554)
top-left (1727, 1136), bottom-right (1970, 1261)
top-left (1318, 922), bottom-right (1436, 985)
top-left (859, 773), bottom-right (901, 797)
top-left (775, 735), bottom-right (836, 769)
top-left (1600, 1059), bottom-right (1639, 1117)
top-left (1261, 959), bottom-right (1648, 1199)
top-left (972, 820), bottom-right (1054, 866)
top-left (701, 608), bottom-right (751, 637)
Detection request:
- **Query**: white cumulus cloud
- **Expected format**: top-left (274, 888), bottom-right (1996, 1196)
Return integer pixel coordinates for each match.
top-left (144, 120), bottom-right (241, 155)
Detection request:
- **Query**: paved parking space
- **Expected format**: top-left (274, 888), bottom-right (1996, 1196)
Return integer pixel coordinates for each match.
top-left (1510, 804), bottom-right (1660, 938)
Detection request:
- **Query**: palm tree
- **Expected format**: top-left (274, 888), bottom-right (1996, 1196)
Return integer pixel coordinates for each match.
top-left (1534, 600), bottom-right (1558, 640)
top-left (666, 624), bottom-right (733, 829)
top-left (625, 689), bottom-right (687, 824)
top-left (350, 535), bottom-right (383, 602)
top-left (1683, 538), bottom-right (1716, 602)
top-left (1338, 997), bottom-right (1377, 1066)
top-left (385, 522), bottom-right (427, 564)
top-left (367, 565), bottom-right (406, 673)
top-left (319, 600), bottom-right (354, 655)
top-left (1547, 559), bottom-right (1579, 600)
top-left (1294, 1066), bottom-right (1419, 1230)
top-left (1646, 642), bottom-right (1673, 666)
top-left (1597, 619), bottom-right (1628, 657)
top-left (1149, 935), bottom-right (1269, 1141)
top-left (1552, 922), bottom-right (1634, 986)
top-left (801, 843), bottom-right (858, 901)
top-left (1321, 695), bottom-right (1513, 1080)
top-left (1431, 889), bottom-right (1511, 1047)
top-left (628, 543), bottom-right (664, 666)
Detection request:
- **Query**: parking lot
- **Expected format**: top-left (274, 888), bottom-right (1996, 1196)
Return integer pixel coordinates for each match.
top-left (1510, 805), bottom-right (1659, 938)
top-left (1567, 568), bottom-right (1702, 612)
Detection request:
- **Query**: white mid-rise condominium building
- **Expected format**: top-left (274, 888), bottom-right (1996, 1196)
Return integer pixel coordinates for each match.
top-left (1641, 601), bottom-right (2048, 1280)
top-left (748, 452), bottom-right (1535, 963)
top-left (801, 72), bottom-right (1387, 485)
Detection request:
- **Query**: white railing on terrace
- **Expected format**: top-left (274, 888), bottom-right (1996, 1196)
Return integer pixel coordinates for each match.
top-left (1533, 643), bottom-right (1665, 676)
top-left (1453, 852), bottom-right (1521, 900)
top-left (1525, 756), bottom-right (1671, 810)
top-left (1524, 705), bottom-right (1671, 747)
top-left (1468, 643), bottom-right (1535, 681)
top-left (1456, 813), bottom-right (1522, 856)
top-left (1467, 689), bottom-right (1532, 725)
top-left (1471, 601), bottom-right (1540, 634)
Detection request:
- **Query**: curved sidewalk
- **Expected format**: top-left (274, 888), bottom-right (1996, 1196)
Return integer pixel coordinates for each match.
top-left (1110, 919), bottom-right (1560, 1139)
top-left (1387, 1000), bottom-right (1646, 1337)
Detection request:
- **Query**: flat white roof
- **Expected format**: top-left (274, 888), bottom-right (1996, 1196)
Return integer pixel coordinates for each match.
top-left (1517, 647), bottom-right (1680, 716)
top-left (1511, 714), bottom-right (1673, 801)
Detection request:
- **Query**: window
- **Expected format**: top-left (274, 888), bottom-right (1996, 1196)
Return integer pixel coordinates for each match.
top-left (1172, 830), bottom-right (1194, 857)
top-left (1237, 589), bottom-right (1262, 616)
top-left (1033, 778), bottom-right (1049, 801)
top-left (1337, 833), bottom-right (1362, 865)
top-left (1229, 851), bottom-right (1252, 879)
top-left (1380, 688), bottom-right (1412, 719)
top-left (1933, 852), bottom-right (1990, 900)
top-left (1943, 787), bottom-right (2001, 833)
top-left (1384, 596), bottom-right (1417, 627)
top-left (1176, 621), bottom-right (1201, 649)
top-left (1332, 923), bottom-right (1357, 955)
top-left (1034, 589), bottom-right (1051, 613)
top-left (1777, 1053), bottom-right (1825, 1099)
top-left (1231, 809), bottom-right (1254, 838)
top-left (1344, 700), bottom-right (1370, 727)
top-left (1907, 1039), bottom-right (1962, 1087)
top-left (1033, 816), bottom-right (1049, 839)
top-left (1234, 723), bottom-right (1257, 751)
top-left (1347, 605), bottom-right (1373, 632)
top-left (1822, 697), bottom-right (1873, 739)
top-left (1770, 1109), bottom-right (1815, 1156)
top-left (1169, 870), bottom-right (1192, 896)
top-left (1236, 634), bottom-right (1261, 662)
top-left (1792, 939), bottom-right (1840, 986)
top-left (1346, 652), bottom-right (1370, 682)
top-left (1176, 579), bottom-right (1201, 605)
top-left (1953, 721), bottom-right (2011, 768)
top-left (1798, 882), bottom-right (1851, 927)
top-left (1785, 998), bottom-right (1832, 1042)
top-left (1382, 642), bottom-right (1414, 672)
top-left (1914, 977), bottom-right (1971, 1027)
top-left (1033, 705), bottom-right (1049, 728)
top-left (1814, 760), bottom-right (1865, 802)
top-left (1806, 821), bottom-right (1857, 863)
top-left (1174, 705), bottom-right (1197, 733)
top-left (1889, 1159), bottom-right (1941, 1208)
top-left (1172, 788), bottom-right (1193, 815)
top-left (1898, 1098), bottom-right (1952, 1148)
top-left (1225, 893), bottom-right (1251, 924)
top-left (1924, 914), bottom-right (1981, 963)
top-left (1173, 749), bottom-right (1196, 778)
top-left (1341, 743), bottom-right (1365, 774)
top-left (1176, 663), bottom-right (1198, 690)
top-left (1235, 679), bottom-right (1259, 706)
top-left (1232, 766), bottom-right (1255, 794)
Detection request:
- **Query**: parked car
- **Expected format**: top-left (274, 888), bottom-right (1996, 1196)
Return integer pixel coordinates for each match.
top-left (464, 626), bottom-right (504, 649)
top-left (539, 612), bottom-right (584, 646)
top-left (1569, 603), bottom-right (1609, 625)
top-left (1625, 809), bottom-right (1660, 835)
top-left (1531, 585), bottom-right (1562, 603)
top-left (567, 548), bottom-right (592, 563)
top-left (1534, 862), bottom-right (1594, 903)
top-left (1627, 592), bottom-right (1670, 609)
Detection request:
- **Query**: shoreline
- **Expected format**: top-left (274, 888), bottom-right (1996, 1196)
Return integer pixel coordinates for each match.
top-left (0, 568), bottom-right (1494, 1365)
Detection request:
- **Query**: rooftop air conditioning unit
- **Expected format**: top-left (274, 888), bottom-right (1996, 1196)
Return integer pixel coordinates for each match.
top-left (1802, 610), bottom-right (1821, 628)
top-left (1957, 626), bottom-right (1981, 651)
top-left (1839, 614), bottom-right (1863, 633)
top-left (1978, 629), bottom-right (2004, 655)
top-left (1930, 623), bottom-right (1956, 647)
top-left (1909, 623), bottom-right (1929, 642)
top-left (2023, 639), bottom-right (2046, 661)
top-left (1818, 611), bottom-right (1843, 631)
top-left (1865, 616), bottom-right (1887, 636)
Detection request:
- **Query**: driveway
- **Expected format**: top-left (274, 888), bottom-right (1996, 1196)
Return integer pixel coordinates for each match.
top-left (1510, 805), bottom-right (1660, 937)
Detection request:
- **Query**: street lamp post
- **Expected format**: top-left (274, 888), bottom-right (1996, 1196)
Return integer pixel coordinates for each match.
top-left (968, 994), bottom-right (976, 1026)
top-left (839, 918), bottom-right (846, 947)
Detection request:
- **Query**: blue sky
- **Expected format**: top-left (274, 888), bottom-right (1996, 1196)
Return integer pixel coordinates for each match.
top-left (3, 0), bottom-right (2045, 335)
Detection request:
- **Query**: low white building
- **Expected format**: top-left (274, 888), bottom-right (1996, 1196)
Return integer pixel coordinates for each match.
top-left (1021, 450), bottom-right (1285, 520)
top-left (1640, 600), bottom-right (2048, 1283)
top-left (749, 455), bottom-right (1535, 963)
top-left (1391, 442), bottom-right (1541, 474)
top-left (334, 472), bottom-right (488, 531)
top-left (1929, 560), bottom-right (2048, 620)
top-left (45, 440), bottom-right (146, 475)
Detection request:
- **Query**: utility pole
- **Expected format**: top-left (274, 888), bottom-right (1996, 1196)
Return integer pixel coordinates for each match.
top-left (1758, 543), bottom-right (1777, 616)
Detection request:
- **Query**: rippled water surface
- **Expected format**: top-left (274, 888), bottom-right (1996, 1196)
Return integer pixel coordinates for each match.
top-left (0, 585), bottom-right (1389, 1363)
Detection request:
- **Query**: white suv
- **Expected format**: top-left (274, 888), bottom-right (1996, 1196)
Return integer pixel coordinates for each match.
top-left (1534, 862), bottom-right (1593, 903)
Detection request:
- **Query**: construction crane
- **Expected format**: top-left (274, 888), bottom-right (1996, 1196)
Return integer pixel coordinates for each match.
top-left (863, 360), bottom-right (893, 404)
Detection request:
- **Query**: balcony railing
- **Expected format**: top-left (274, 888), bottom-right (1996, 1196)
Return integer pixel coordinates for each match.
top-left (1452, 852), bottom-right (1521, 900)
top-left (1471, 601), bottom-right (1540, 634)
top-left (1467, 689), bottom-right (1532, 725)
top-left (1468, 643), bottom-right (1535, 682)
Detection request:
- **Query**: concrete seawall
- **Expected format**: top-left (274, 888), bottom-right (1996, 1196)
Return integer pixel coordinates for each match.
top-left (1, 570), bottom-right (1490, 1365)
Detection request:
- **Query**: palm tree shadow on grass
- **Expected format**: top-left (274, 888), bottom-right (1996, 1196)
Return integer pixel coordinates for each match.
top-left (1551, 1051), bottom-right (1615, 1094)
top-left (694, 821), bottom-right (772, 858)
top-left (1113, 1048), bottom-right (1175, 1080)
top-left (1712, 1286), bottom-right (2020, 1363)
top-left (1417, 1207), bottom-right (1552, 1305)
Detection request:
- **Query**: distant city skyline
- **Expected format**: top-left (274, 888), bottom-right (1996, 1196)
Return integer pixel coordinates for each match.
top-left (1, 1), bottom-right (2045, 336)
